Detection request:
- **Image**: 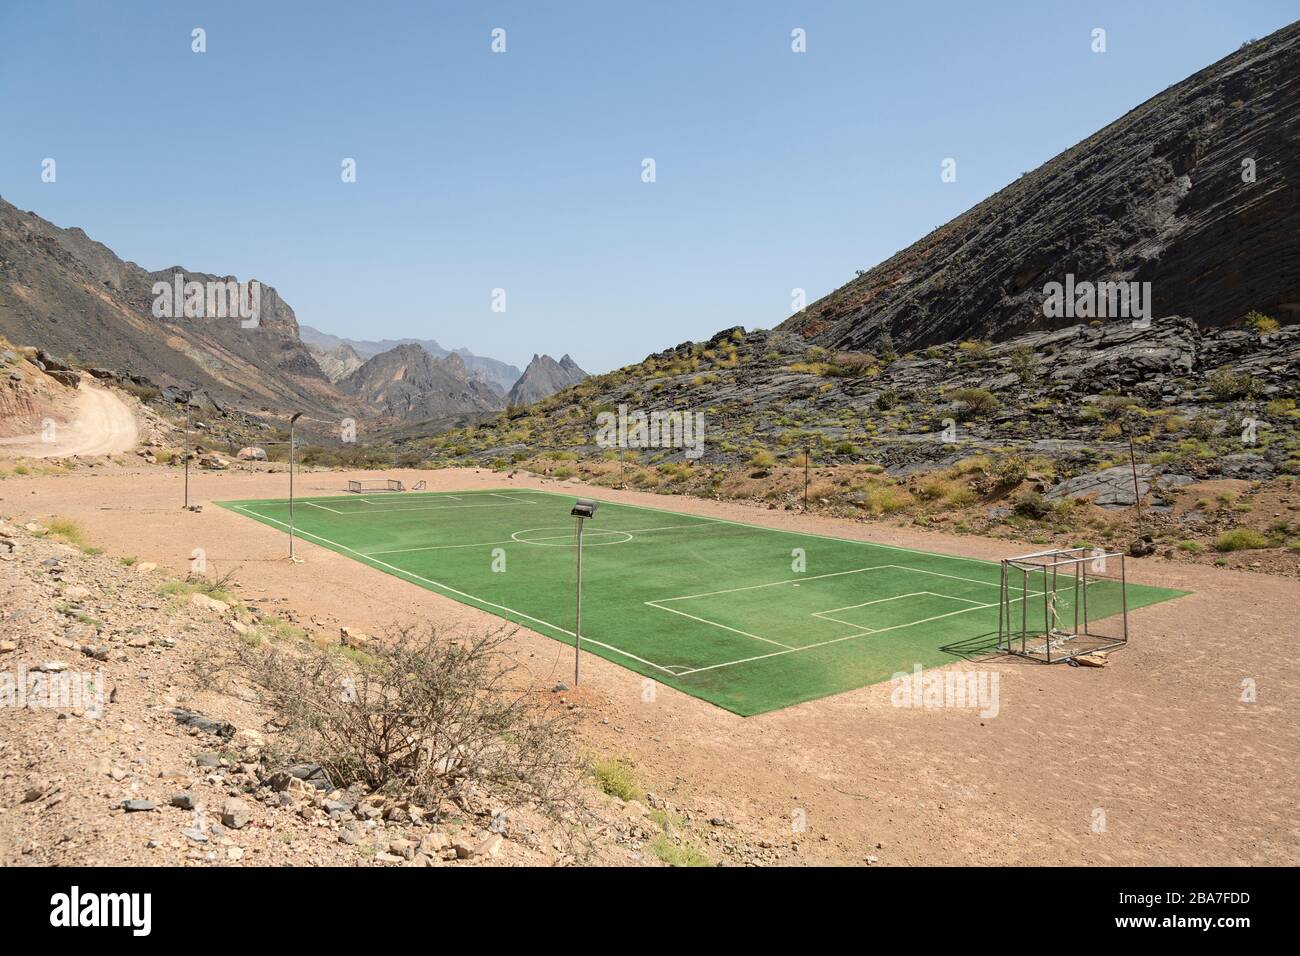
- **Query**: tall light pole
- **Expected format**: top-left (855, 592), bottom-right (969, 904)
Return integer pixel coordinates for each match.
top-left (803, 444), bottom-right (810, 512)
top-left (182, 403), bottom-right (192, 510)
top-left (288, 412), bottom-right (303, 561)
top-left (569, 498), bottom-right (598, 685)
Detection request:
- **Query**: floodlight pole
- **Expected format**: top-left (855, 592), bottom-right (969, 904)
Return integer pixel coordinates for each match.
top-left (1126, 431), bottom-right (1145, 540)
top-left (182, 403), bottom-right (191, 510)
top-left (574, 514), bottom-right (585, 686)
top-left (803, 445), bottom-right (810, 512)
top-left (289, 412), bottom-right (303, 561)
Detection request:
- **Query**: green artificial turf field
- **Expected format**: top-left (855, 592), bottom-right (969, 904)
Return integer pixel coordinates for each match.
top-left (218, 488), bottom-right (1188, 715)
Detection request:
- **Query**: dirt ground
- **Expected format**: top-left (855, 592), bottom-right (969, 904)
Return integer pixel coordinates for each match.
top-left (0, 383), bottom-right (138, 457)
top-left (3, 462), bottom-right (1296, 866)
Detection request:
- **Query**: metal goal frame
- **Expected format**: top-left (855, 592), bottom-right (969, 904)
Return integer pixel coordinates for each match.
top-left (997, 547), bottom-right (1129, 663)
top-left (346, 478), bottom-right (406, 493)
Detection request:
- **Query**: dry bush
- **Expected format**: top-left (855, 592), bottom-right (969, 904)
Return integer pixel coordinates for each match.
top-left (244, 623), bottom-right (577, 819)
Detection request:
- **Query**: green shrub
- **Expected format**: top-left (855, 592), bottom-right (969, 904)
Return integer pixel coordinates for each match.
top-left (590, 759), bottom-right (642, 802)
top-left (950, 388), bottom-right (1000, 419)
top-left (1011, 489), bottom-right (1050, 518)
top-left (1213, 528), bottom-right (1271, 552)
top-left (650, 834), bottom-right (712, 867)
top-left (47, 517), bottom-right (86, 546)
top-left (1208, 369), bottom-right (1260, 401)
top-left (1244, 310), bottom-right (1279, 335)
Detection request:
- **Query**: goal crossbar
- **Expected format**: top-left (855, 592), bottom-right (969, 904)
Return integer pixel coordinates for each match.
top-left (347, 478), bottom-right (405, 493)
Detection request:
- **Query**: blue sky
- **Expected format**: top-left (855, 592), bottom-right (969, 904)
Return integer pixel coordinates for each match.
top-left (1, 2), bottom-right (1295, 372)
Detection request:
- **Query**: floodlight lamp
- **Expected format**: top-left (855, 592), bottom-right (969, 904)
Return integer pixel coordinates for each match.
top-left (571, 498), bottom-right (598, 519)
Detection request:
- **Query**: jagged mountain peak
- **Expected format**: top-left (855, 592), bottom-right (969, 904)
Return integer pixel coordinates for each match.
top-left (506, 353), bottom-right (589, 407)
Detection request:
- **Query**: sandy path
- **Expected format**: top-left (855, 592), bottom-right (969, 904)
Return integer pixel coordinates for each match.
top-left (0, 383), bottom-right (137, 457)
top-left (5, 465), bottom-right (1297, 866)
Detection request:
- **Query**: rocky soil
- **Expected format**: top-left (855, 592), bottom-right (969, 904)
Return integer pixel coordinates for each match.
top-left (0, 515), bottom-right (773, 867)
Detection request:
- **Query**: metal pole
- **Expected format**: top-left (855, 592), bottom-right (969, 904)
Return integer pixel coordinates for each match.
top-left (1127, 431), bottom-right (1145, 540)
top-left (289, 419), bottom-right (296, 559)
top-left (1120, 554), bottom-right (1129, 645)
top-left (803, 445), bottom-right (809, 512)
top-left (574, 516), bottom-right (584, 685)
top-left (183, 404), bottom-right (191, 510)
top-left (997, 561), bottom-right (1005, 653)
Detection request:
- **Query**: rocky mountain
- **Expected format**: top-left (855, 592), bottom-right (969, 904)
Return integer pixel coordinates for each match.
top-left (780, 21), bottom-right (1300, 352)
top-left (300, 325), bottom-right (522, 393)
top-left (341, 343), bottom-right (504, 422)
top-left (309, 341), bottom-right (364, 383)
top-left (0, 195), bottom-right (348, 418)
top-left (507, 354), bottom-right (588, 407)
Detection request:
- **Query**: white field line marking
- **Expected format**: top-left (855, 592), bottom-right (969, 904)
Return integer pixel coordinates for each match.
top-left (367, 522), bottom-right (718, 556)
top-left (232, 506), bottom-right (679, 676)
top-left (811, 590), bottom-right (982, 613)
top-left (812, 592), bottom-right (985, 629)
top-left (673, 597), bottom-right (1029, 676)
top-left (647, 602), bottom-right (796, 650)
top-left (302, 501), bottom-right (347, 514)
top-left (645, 566), bottom-right (1036, 672)
top-left (651, 566), bottom-right (886, 603)
top-left (316, 501), bottom-right (540, 516)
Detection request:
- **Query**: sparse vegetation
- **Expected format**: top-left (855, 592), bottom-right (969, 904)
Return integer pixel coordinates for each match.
top-left (590, 759), bottom-right (643, 803)
top-left (1214, 528), bottom-right (1272, 552)
top-left (244, 623), bottom-right (577, 818)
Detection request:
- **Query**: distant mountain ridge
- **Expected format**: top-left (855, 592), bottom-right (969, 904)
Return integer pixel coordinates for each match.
top-left (340, 343), bottom-right (504, 422)
top-left (299, 325), bottom-right (521, 393)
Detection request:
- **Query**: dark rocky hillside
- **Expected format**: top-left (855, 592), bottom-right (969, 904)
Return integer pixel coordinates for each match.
top-left (780, 21), bottom-right (1300, 352)
top-left (0, 196), bottom-right (346, 417)
top-left (429, 321), bottom-right (1299, 485)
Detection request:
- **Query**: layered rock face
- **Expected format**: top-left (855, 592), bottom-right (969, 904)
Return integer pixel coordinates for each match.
top-left (506, 353), bottom-right (588, 406)
top-left (299, 325), bottom-right (523, 393)
top-left (341, 343), bottom-right (504, 421)
top-left (0, 196), bottom-right (345, 415)
top-left (780, 21), bottom-right (1300, 352)
top-left (309, 342), bottom-right (365, 383)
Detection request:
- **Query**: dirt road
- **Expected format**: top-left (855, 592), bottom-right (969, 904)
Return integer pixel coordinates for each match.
top-left (0, 382), bottom-right (137, 457)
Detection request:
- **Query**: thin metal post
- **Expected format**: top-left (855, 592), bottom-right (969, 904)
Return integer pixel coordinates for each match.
top-left (183, 404), bottom-right (191, 510)
top-left (1082, 556), bottom-right (1089, 634)
top-left (1073, 561), bottom-right (1081, 636)
top-left (574, 516), bottom-right (584, 685)
top-left (288, 417), bottom-right (297, 559)
top-left (803, 446), bottom-right (810, 512)
top-left (997, 561), bottom-right (1005, 652)
top-left (1128, 431), bottom-right (1145, 540)
top-left (1013, 567), bottom-right (1024, 658)
top-left (1120, 553), bottom-right (1129, 644)
top-left (1043, 567), bottom-right (1051, 661)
